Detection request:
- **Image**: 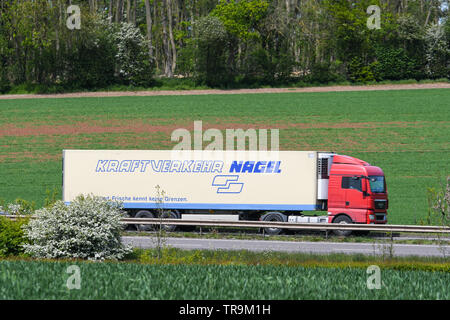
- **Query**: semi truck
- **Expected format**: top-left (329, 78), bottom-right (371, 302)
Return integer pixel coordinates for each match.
top-left (62, 150), bottom-right (388, 235)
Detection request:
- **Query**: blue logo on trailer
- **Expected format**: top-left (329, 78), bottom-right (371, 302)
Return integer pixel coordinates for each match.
top-left (212, 175), bottom-right (244, 194)
top-left (229, 161), bottom-right (281, 173)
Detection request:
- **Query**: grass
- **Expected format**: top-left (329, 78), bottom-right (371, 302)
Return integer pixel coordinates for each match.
top-left (0, 89), bottom-right (449, 225)
top-left (125, 247), bottom-right (450, 270)
top-left (1, 249), bottom-right (449, 299)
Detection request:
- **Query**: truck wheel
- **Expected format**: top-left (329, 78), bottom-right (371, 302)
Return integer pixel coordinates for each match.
top-left (135, 210), bottom-right (154, 232)
top-left (261, 212), bottom-right (286, 235)
top-left (332, 215), bottom-right (353, 237)
top-left (157, 210), bottom-right (179, 232)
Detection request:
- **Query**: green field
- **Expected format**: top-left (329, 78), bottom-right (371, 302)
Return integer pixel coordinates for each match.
top-left (0, 259), bottom-right (448, 299)
top-left (0, 89), bottom-right (449, 224)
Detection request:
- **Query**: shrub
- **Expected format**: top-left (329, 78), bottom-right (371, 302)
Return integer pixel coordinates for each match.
top-left (0, 198), bottom-right (35, 216)
top-left (347, 57), bottom-right (376, 82)
top-left (374, 46), bottom-right (422, 80)
top-left (114, 22), bottom-right (153, 86)
top-left (423, 176), bottom-right (450, 227)
top-left (309, 61), bottom-right (346, 84)
top-left (0, 216), bottom-right (29, 257)
top-left (193, 16), bottom-right (229, 87)
top-left (23, 195), bottom-right (132, 261)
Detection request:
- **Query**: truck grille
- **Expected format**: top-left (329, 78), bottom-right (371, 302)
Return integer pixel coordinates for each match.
top-left (374, 200), bottom-right (387, 210)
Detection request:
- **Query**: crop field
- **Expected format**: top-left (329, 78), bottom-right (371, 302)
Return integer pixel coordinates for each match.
top-left (0, 259), bottom-right (449, 299)
top-left (0, 89), bottom-right (449, 224)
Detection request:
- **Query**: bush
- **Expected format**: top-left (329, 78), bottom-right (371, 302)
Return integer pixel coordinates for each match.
top-left (423, 176), bottom-right (450, 226)
top-left (193, 16), bottom-right (230, 87)
top-left (0, 216), bottom-right (29, 257)
top-left (374, 46), bottom-right (422, 80)
top-left (347, 57), bottom-right (376, 83)
top-left (0, 198), bottom-right (35, 215)
top-left (309, 61), bottom-right (346, 84)
top-left (23, 195), bottom-right (132, 261)
top-left (114, 23), bottom-right (153, 86)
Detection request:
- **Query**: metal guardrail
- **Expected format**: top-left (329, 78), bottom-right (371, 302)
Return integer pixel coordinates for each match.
top-left (124, 218), bottom-right (450, 234)
top-left (4, 215), bottom-right (450, 234)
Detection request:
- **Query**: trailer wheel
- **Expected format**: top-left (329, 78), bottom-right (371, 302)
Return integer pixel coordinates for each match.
top-left (156, 210), bottom-right (179, 232)
top-left (135, 210), bottom-right (155, 232)
top-left (261, 212), bottom-right (286, 235)
top-left (332, 215), bottom-right (353, 237)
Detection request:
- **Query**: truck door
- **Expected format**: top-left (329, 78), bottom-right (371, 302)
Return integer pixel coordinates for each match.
top-left (341, 176), bottom-right (367, 209)
top-left (327, 174), bottom-right (346, 209)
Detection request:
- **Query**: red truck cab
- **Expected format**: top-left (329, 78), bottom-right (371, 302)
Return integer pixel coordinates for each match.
top-left (327, 155), bottom-right (388, 224)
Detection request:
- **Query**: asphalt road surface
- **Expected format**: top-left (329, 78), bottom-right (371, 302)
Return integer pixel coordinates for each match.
top-left (123, 236), bottom-right (450, 257)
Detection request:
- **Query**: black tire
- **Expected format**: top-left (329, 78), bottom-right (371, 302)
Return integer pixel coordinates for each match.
top-left (332, 215), bottom-right (353, 237)
top-left (156, 210), bottom-right (179, 232)
top-left (261, 212), bottom-right (286, 235)
top-left (135, 210), bottom-right (154, 232)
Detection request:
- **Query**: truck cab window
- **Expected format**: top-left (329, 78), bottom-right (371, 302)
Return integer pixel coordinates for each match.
top-left (341, 176), bottom-right (362, 192)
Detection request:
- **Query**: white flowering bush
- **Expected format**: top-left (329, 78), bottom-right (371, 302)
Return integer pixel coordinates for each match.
top-left (0, 199), bottom-right (35, 216)
top-left (425, 23), bottom-right (450, 78)
top-left (23, 195), bottom-right (132, 261)
top-left (114, 22), bottom-right (153, 86)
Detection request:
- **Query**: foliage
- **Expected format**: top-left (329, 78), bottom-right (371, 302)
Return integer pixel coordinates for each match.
top-left (0, 260), bottom-right (449, 299)
top-left (373, 46), bottom-right (421, 80)
top-left (130, 247), bottom-right (450, 271)
top-left (192, 16), bottom-right (229, 86)
top-left (424, 177), bottom-right (450, 227)
top-left (63, 15), bottom-right (118, 89)
top-left (309, 61), bottom-right (346, 84)
top-left (23, 195), bottom-right (132, 261)
top-left (348, 56), bottom-right (376, 82)
top-left (114, 23), bottom-right (153, 86)
top-left (0, 0), bottom-right (448, 90)
top-left (0, 216), bottom-right (29, 257)
top-left (0, 199), bottom-right (35, 216)
top-left (424, 23), bottom-right (450, 79)
top-left (211, 0), bottom-right (269, 41)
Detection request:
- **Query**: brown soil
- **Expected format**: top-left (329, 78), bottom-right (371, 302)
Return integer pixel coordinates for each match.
top-left (0, 119), bottom-right (445, 138)
top-left (0, 83), bottom-right (449, 100)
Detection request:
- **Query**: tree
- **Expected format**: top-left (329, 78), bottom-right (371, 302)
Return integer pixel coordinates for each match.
top-left (115, 22), bottom-right (153, 85)
top-left (193, 15), bottom-right (228, 86)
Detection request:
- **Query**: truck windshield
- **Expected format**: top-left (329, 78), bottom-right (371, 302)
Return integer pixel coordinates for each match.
top-left (368, 176), bottom-right (385, 193)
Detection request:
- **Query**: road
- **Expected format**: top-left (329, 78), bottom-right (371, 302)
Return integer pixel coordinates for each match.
top-left (122, 236), bottom-right (450, 257)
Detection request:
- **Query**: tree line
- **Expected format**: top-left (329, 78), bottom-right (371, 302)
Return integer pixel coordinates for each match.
top-left (0, 0), bottom-right (448, 92)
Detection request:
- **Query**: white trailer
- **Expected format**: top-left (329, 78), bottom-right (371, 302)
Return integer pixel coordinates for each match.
top-left (63, 150), bottom-right (334, 232)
